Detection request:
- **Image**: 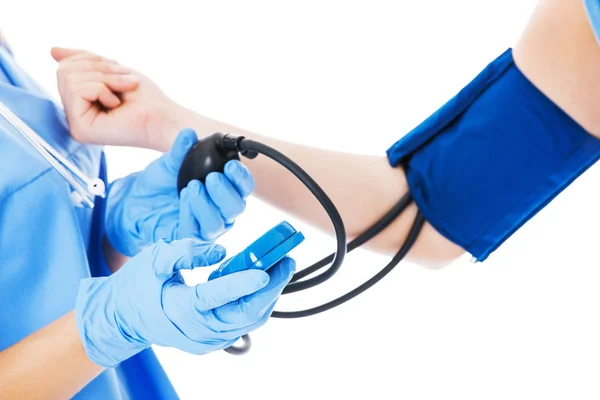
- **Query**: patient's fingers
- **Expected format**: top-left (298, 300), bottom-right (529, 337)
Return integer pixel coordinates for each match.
top-left (65, 71), bottom-right (138, 91)
top-left (58, 66), bottom-right (139, 104)
top-left (51, 47), bottom-right (106, 62)
top-left (59, 60), bottom-right (130, 75)
top-left (52, 47), bottom-right (128, 76)
top-left (51, 47), bottom-right (84, 61)
top-left (75, 81), bottom-right (122, 109)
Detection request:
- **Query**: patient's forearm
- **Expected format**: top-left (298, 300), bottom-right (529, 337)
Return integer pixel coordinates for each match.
top-left (158, 108), bottom-right (465, 268)
top-left (152, 0), bottom-right (600, 269)
top-left (0, 311), bottom-right (103, 399)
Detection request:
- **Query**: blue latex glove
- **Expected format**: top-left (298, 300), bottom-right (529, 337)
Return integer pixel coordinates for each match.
top-left (105, 128), bottom-right (254, 257)
top-left (76, 238), bottom-right (295, 368)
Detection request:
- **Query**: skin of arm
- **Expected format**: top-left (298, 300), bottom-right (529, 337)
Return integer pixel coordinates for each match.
top-left (155, 108), bottom-right (466, 269)
top-left (513, 0), bottom-right (600, 138)
top-left (50, 1), bottom-right (600, 272)
top-left (103, 237), bottom-right (130, 273)
top-left (4, 1), bottom-right (598, 393)
top-left (0, 311), bottom-right (104, 400)
top-left (144, 0), bottom-right (600, 269)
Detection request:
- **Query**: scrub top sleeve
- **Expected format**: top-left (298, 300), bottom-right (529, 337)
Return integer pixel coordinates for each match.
top-left (584, 0), bottom-right (600, 44)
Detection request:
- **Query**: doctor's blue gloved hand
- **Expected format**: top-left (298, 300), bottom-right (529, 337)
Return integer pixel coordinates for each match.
top-left (105, 128), bottom-right (254, 257)
top-left (76, 238), bottom-right (296, 368)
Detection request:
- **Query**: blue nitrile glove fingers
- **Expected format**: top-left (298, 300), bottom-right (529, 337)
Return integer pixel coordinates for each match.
top-left (166, 257), bottom-right (296, 339)
top-left (161, 263), bottom-right (291, 342)
top-left (75, 238), bottom-right (278, 368)
top-left (180, 160), bottom-right (254, 239)
top-left (205, 235), bottom-right (296, 330)
top-left (104, 128), bottom-right (199, 256)
top-left (183, 179), bottom-right (226, 241)
top-left (206, 160), bottom-right (255, 225)
top-left (104, 128), bottom-right (256, 257)
top-left (177, 186), bottom-right (196, 242)
top-left (224, 159), bottom-right (255, 200)
top-left (209, 257), bottom-right (296, 331)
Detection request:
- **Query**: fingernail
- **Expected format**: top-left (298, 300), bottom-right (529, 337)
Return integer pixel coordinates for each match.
top-left (256, 271), bottom-right (270, 286)
top-left (246, 270), bottom-right (270, 287)
top-left (226, 160), bottom-right (242, 174)
top-left (180, 127), bottom-right (196, 135)
top-left (188, 180), bottom-right (200, 192)
top-left (215, 171), bottom-right (226, 184)
top-left (120, 74), bottom-right (139, 83)
top-left (110, 63), bottom-right (130, 73)
top-left (225, 160), bottom-right (236, 173)
top-left (204, 172), bottom-right (219, 187)
top-left (207, 247), bottom-right (226, 264)
top-left (287, 259), bottom-right (297, 275)
top-left (181, 135), bottom-right (192, 149)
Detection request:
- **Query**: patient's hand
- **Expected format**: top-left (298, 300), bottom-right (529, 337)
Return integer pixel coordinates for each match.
top-left (51, 47), bottom-right (176, 149)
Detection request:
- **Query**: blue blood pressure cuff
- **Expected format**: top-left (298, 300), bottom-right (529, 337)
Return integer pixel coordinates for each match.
top-left (386, 48), bottom-right (600, 262)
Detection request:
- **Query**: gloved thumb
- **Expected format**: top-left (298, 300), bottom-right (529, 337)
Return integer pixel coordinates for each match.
top-left (162, 128), bottom-right (198, 174)
top-left (152, 238), bottom-right (226, 279)
top-left (193, 270), bottom-right (270, 311)
top-left (212, 257), bottom-right (296, 325)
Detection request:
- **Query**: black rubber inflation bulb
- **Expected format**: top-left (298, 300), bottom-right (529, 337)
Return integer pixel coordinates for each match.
top-left (177, 132), bottom-right (241, 194)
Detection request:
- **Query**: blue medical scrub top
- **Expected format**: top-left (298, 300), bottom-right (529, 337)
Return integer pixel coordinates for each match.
top-left (0, 46), bottom-right (178, 399)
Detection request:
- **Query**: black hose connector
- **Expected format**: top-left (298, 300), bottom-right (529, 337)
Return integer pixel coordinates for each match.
top-left (220, 134), bottom-right (259, 159)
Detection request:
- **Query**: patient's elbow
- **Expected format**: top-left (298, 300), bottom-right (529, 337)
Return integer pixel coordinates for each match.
top-left (404, 222), bottom-right (466, 270)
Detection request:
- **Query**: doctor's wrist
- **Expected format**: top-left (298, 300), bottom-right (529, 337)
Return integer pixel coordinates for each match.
top-left (75, 277), bottom-right (148, 368)
top-left (104, 176), bottom-right (141, 257)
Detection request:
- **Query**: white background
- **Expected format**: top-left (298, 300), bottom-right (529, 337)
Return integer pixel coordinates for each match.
top-left (4, 1), bottom-right (600, 399)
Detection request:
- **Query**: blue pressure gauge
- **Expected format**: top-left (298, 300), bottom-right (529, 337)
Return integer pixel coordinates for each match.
top-left (209, 221), bottom-right (305, 280)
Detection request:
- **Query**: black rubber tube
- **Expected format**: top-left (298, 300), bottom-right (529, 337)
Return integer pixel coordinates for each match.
top-left (271, 211), bottom-right (425, 318)
top-left (237, 139), bottom-right (347, 295)
top-left (289, 192), bottom-right (413, 283)
top-left (225, 206), bottom-right (421, 354)
top-left (223, 333), bottom-right (251, 355)
top-left (223, 136), bottom-right (421, 354)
